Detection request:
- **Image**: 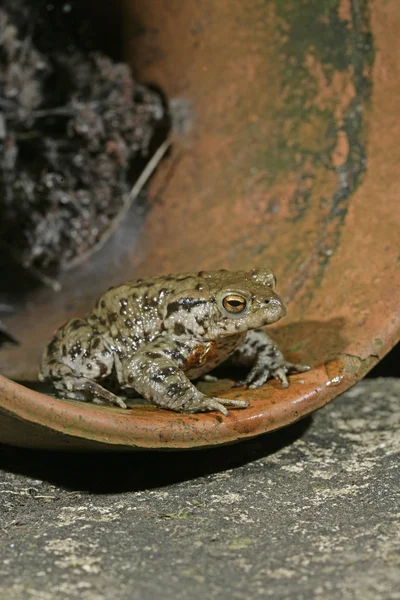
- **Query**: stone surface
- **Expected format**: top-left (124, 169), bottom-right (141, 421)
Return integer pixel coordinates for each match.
top-left (0, 377), bottom-right (399, 600)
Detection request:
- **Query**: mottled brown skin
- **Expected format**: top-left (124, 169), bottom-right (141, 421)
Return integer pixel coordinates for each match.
top-left (39, 268), bottom-right (309, 415)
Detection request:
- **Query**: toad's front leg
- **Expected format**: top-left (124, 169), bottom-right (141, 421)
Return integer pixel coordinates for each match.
top-left (116, 338), bottom-right (249, 416)
top-left (232, 330), bottom-right (310, 389)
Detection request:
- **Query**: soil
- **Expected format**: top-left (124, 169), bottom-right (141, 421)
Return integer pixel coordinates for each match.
top-left (0, 0), bottom-right (169, 276)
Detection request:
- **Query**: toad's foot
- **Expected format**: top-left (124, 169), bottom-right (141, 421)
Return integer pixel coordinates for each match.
top-left (184, 395), bottom-right (249, 416)
top-left (235, 361), bottom-right (310, 389)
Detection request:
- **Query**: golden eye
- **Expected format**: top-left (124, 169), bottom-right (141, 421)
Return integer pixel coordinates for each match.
top-left (222, 294), bottom-right (247, 314)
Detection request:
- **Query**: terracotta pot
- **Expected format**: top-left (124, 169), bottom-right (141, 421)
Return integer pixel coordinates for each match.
top-left (1, 0), bottom-right (399, 449)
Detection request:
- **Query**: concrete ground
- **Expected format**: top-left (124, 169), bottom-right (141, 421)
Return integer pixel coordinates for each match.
top-left (0, 377), bottom-right (399, 600)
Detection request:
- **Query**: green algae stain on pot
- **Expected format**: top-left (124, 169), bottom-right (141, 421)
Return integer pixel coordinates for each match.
top-left (257, 0), bottom-right (375, 306)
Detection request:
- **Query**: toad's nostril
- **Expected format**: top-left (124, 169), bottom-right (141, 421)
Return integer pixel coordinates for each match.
top-left (264, 299), bottom-right (271, 304)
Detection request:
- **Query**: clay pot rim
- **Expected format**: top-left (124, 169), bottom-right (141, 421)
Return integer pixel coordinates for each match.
top-left (0, 356), bottom-right (355, 450)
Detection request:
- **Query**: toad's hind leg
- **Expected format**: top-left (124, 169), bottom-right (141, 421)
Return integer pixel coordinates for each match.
top-left (40, 360), bottom-right (127, 409)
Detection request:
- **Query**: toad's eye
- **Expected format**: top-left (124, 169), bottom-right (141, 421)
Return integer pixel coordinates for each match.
top-left (222, 294), bottom-right (247, 314)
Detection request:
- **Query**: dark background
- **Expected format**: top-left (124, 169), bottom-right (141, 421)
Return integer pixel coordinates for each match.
top-left (366, 342), bottom-right (399, 378)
